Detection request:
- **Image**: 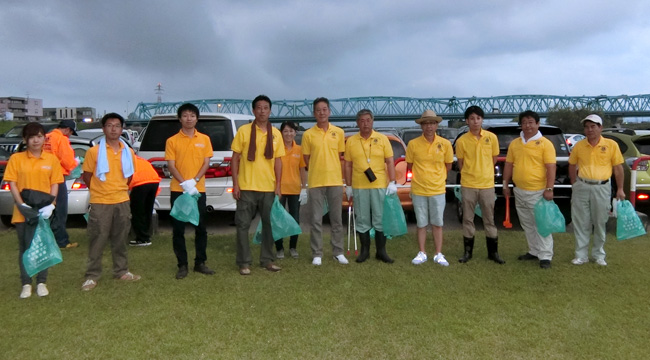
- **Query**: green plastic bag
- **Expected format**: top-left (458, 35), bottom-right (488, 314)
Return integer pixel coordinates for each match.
top-left (253, 196), bottom-right (302, 244)
top-left (69, 157), bottom-right (84, 179)
top-left (23, 216), bottom-right (63, 277)
top-left (382, 194), bottom-right (407, 237)
top-left (616, 200), bottom-right (646, 240)
top-left (534, 198), bottom-right (566, 237)
top-left (170, 192), bottom-right (200, 226)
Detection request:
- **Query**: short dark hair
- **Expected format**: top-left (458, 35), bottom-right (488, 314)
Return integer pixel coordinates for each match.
top-left (518, 110), bottom-right (540, 124)
top-left (356, 109), bottom-right (374, 121)
top-left (177, 103), bottom-right (200, 119)
top-left (252, 95), bottom-right (272, 110)
top-left (280, 121), bottom-right (298, 132)
top-left (313, 97), bottom-right (330, 111)
top-left (22, 122), bottom-right (45, 139)
top-left (101, 113), bottom-right (125, 127)
top-left (464, 106), bottom-right (485, 120)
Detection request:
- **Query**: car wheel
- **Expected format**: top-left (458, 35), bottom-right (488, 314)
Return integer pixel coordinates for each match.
top-left (1, 215), bottom-right (13, 228)
top-left (455, 199), bottom-right (463, 223)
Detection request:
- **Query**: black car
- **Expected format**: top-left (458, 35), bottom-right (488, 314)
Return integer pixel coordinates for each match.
top-left (0, 122), bottom-right (59, 153)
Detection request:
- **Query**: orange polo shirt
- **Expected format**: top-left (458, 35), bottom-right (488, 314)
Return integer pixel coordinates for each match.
top-left (129, 156), bottom-right (162, 189)
top-left (3, 151), bottom-right (64, 223)
top-left (280, 141), bottom-right (306, 195)
top-left (44, 128), bottom-right (77, 175)
top-left (82, 142), bottom-right (135, 204)
top-left (165, 129), bottom-right (213, 192)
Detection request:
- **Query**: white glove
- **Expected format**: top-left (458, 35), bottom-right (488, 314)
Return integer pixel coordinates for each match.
top-left (180, 179), bottom-right (197, 192)
top-left (386, 181), bottom-right (397, 196)
top-left (186, 187), bottom-right (200, 196)
top-left (39, 204), bottom-right (55, 219)
top-left (74, 156), bottom-right (81, 166)
top-left (299, 189), bottom-right (308, 205)
top-left (345, 186), bottom-right (353, 200)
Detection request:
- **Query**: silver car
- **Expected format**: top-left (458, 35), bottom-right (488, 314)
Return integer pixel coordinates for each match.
top-left (0, 135), bottom-right (97, 227)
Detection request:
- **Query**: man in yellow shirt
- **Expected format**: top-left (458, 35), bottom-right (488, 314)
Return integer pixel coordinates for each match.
top-left (81, 113), bottom-right (140, 291)
top-left (231, 95), bottom-right (285, 275)
top-left (301, 97), bottom-right (347, 266)
top-left (502, 111), bottom-right (556, 269)
top-left (568, 114), bottom-right (625, 266)
top-left (455, 106), bottom-right (504, 264)
top-left (344, 109), bottom-right (396, 263)
top-left (44, 119), bottom-right (79, 249)
top-left (405, 110), bottom-right (454, 267)
top-left (165, 103), bottom-right (215, 279)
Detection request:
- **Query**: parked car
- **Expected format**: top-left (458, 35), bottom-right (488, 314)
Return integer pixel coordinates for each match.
top-left (564, 133), bottom-right (585, 150)
top-left (601, 132), bottom-right (650, 212)
top-left (77, 128), bottom-right (136, 146)
top-left (0, 122), bottom-right (59, 153)
top-left (400, 127), bottom-right (459, 146)
top-left (603, 128), bottom-right (650, 136)
top-left (136, 112), bottom-right (253, 212)
top-left (448, 124), bottom-right (571, 221)
top-left (0, 135), bottom-right (96, 227)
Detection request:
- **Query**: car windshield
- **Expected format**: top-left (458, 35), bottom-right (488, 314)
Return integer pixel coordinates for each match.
top-left (139, 119), bottom-right (235, 152)
top-left (454, 126), bottom-right (570, 157)
top-left (2, 126), bottom-right (24, 138)
top-left (632, 137), bottom-right (650, 155)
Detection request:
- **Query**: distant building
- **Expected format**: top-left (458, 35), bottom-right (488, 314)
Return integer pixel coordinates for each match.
top-left (0, 97), bottom-right (43, 121)
top-left (43, 107), bottom-right (97, 122)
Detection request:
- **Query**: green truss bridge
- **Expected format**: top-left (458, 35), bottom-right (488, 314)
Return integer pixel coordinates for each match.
top-left (132, 94), bottom-right (650, 122)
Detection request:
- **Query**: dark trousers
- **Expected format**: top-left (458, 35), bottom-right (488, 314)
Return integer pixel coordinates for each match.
top-left (51, 182), bottom-right (70, 247)
top-left (235, 191), bottom-right (275, 268)
top-left (276, 194), bottom-right (300, 251)
top-left (17, 222), bottom-right (47, 285)
top-left (130, 183), bottom-right (159, 243)
top-left (170, 191), bottom-right (208, 268)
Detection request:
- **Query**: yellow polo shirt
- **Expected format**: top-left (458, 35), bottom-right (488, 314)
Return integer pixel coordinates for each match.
top-left (344, 131), bottom-right (393, 189)
top-left (455, 130), bottom-right (499, 189)
top-left (506, 136), bottom-right (556, 191)
top-left (569, 136), bottom-right (624, 181)
top-left (231, 123), bottom-right (285, 191)
top-left (4, 151), bottom-right (64, 223)
top-left (280, 141), bottom-right (306, 195)
top-left (165, 129), bottom-right (213, 192)
top-left (406, 135), bottom-right (454, 196)
top-left (301, 124), bottom-right (345, 187)
top-left (83, 142), bottom-right (135, 204)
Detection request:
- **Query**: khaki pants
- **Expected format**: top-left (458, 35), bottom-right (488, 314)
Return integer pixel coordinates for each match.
top-left (461, 187), bottom-right (497, 238)
top-left (513, 187), bottom-right (554, 260)
top-left (85, 202), bottom-right (131, 280)
top-left (235, 191), bottom-right (275, 268)
top-left (571, 180), bottom-right (610, 261)
top-left (308, 186), bottom-right (344, 258)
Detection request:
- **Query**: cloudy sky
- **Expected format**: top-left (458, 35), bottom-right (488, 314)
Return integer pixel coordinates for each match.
top-left (2, 0), bottom-right (649, 116)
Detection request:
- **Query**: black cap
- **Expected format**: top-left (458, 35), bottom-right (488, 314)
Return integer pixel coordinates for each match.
top-left (59, 119), bottom-right (78, 136)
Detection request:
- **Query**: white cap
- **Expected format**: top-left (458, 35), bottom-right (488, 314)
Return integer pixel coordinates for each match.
top-left (581, 114), bottom-right (602, 125)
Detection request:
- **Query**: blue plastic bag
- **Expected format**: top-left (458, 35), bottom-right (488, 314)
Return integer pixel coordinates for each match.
top-left (170, 192), bottom-right (200, 226)
top-left (382, 194), bottom-right (407, 237)
top-left (253, 196), bottom-right (302, 244)
top-left (23, 216), bottom-right (63, 277)
top-left (616, 200), bottom-right (646, 240)
top-left (534, 198), bottom-right (566, 237)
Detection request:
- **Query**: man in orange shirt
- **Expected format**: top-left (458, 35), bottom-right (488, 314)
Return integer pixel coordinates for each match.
top-left (44, 119), bottom-right (79, 249)
top-left (128, 156), bottom-right (161, 247)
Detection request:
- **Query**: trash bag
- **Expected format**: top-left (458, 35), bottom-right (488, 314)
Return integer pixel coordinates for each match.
top-left (22, 216), bottom-right (63, 277)
top-left (69, 160), bottom-right (83, 179)
top-left (253, 196), bottom-right (302, 244)
top-left (170, 192), bottom-right (200, 226)
top-left (534, 198), bottom-right (566, 237)
top-left (616, 200), bottom-right (646, 241)
top-left (382, 194), bottom-right (407, 237)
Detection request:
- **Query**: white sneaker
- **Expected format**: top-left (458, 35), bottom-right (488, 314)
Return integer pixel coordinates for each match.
top-left (571, 258), bottom-right (588, 265)
top-left (334, 254), bottom-right (349, 264)
top-left (433, 253), bottom-right (449, 267)
top-left (312, 257), bottom-right (322, 266)
top-left (277, 249), bottom-right (285, 259)
top-left (81, 279), bottom-right (97, 291)
top-left (20, 284), bottom-right (32, 299)
top-left (595, 259), bottom-right (607, 266)
top-left (289, 248), bottom-right (299, 258)
top-left (411, 251), bottom-right (428, 265)
top-left (36, 283), bottom-right (49, 297)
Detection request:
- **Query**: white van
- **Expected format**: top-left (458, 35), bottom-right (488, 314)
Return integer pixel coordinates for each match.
top-left (137, 113), bottom-right (253, 211)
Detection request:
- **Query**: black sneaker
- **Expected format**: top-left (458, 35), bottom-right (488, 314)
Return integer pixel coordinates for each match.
top-left (194, 263), bottom-right (215, 275)
top-left (129, 240), bottom-right (152, 247)
top-left (176, 265), bottom-right (189, 279)
top-left (518, 253), bottom-right (538, 261)
top-left (540, 260), bottom-right (551, 269)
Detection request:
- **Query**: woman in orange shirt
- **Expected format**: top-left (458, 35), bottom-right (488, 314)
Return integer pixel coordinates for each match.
top-left (276, 121), bottom-right (306, 259)
top-left (4, 123), bottom-right (64, 298)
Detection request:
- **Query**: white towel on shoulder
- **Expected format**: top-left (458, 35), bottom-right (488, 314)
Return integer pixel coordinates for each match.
top-left (96, 137), bottom-right (135, 181)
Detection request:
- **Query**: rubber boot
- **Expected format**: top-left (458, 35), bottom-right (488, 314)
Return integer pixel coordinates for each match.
top-left (355, 231), bottom-right (371, 263)
top-left (458, 236), bottom-right (474, 263)
top-left (374, 231), bottom-right (394, 263)
top-left (486, 237), bottom-right (506, 264)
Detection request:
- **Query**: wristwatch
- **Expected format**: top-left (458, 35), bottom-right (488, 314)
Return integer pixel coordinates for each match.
top-left (545, 187), bottom-right (553, 191)
top-left (194, 177), bottom-right (200, 183)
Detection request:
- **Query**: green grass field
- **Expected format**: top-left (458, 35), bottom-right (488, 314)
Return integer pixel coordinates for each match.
top-left (0, 227), bottom-right (648, 359)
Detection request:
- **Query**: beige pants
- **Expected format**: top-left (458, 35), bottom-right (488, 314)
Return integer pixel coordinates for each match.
top-left (514, 187), bottom-right (554, 260)
top-left (85, 202), bottom-right (131, 280)
top-left (461, 187), bottom-right (497, 238)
